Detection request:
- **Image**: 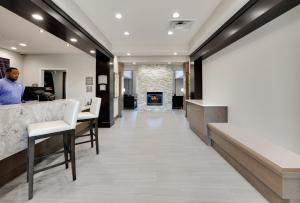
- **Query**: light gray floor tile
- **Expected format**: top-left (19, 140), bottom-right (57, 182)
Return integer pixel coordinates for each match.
top-left (0, 110), bottom-right (267, 203)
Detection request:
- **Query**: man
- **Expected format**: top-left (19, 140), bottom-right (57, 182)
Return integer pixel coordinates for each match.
top-left (0, 67), bottom-right (24, 105)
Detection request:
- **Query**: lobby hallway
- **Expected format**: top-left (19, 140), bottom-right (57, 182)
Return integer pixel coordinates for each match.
top-left (0, 110), bottom-right (267, 203)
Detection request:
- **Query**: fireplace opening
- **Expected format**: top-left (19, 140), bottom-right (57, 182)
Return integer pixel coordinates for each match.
top-left (147, 92), bottom-right (163, 106)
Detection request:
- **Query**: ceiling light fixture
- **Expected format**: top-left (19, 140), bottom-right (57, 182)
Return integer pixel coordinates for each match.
top-left (172, 12), bottom-right (180, 19)
top-left (32, 13), bottom-right (44, 21)
top-left (70, 38), bottom-right (77, 42)
top-left (19, 43), bottom-right (27, 47)
top-left (127, 53), bottom-right (131, 56)
top-left (124, 31), bottom-right (130, 36)
top-left (39, 29), bottom-right (44, 33)
top-left (173, 52), bottom-right (178, 55)
top-left (11, 47), bottom-right (17, 50)
top-left (90, 50), bottom-right (96, 54)
top-left (168, 30), bottom-right (174, 35)
top-left (115, 13), bottom-right (122, 19)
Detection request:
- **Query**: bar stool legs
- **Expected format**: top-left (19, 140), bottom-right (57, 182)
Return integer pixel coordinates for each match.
top-left (63, 133), bottom-right (69, 169)
top-left (27, 130), bottom-right (77, 200)
top-left (70, 129), bottom-right (76, 181)
top-left (28, 138), bottom-right (35, 200)
top-left (95, 119), bottom-right (99, 155)
top-left (89, 120), bottom-right (94, 148)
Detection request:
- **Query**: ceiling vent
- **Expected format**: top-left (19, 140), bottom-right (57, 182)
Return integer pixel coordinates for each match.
top-left (170, 20), bottom-right (194, 31)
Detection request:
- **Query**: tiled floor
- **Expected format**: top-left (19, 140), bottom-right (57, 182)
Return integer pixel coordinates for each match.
top-left (0, 110), bottom-right (267, 203)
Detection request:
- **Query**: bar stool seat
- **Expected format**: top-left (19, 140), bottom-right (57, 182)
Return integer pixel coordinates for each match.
top-left (76, 97), bottom-right (101, 154)
top-left (26, 99), bottom-right (80, 200)
top-left (28, 120), bottom-right (71, 137)
top-left (77, 112), bottom-right (97, 120)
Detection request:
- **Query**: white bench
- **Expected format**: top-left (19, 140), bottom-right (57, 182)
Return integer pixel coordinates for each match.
top-left (208, 123), bottom-right (300, 203)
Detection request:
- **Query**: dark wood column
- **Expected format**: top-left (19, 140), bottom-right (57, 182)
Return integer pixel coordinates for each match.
top-left (96, 51), bottom-right (114, 127)
top-left (183, 62), bottom-right (190, 112)
top-left (118, 63), bottom-right (125, 117)
top-left (194, 58), bottom-right (203, 100)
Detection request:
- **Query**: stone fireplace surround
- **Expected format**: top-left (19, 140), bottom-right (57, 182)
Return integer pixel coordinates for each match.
top-left (136, 65), bottom-right (173, 111)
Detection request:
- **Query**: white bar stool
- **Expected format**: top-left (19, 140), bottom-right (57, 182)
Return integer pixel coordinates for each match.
top-left (26, 99), bottom-right (80, 200)
top-left (76, 97), bottom-right (101, 154)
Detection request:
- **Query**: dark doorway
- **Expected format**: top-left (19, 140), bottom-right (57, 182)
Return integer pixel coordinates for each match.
top-left (192, 58), bottom-right (203, 99)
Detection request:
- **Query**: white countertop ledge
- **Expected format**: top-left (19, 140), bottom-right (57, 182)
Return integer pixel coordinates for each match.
top-left (186, 100), bottom-right (227, 107)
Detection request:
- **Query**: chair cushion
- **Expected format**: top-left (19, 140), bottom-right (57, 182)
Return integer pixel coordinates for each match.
top-left (77, 112), bottom-right (97, 120)
top-left (28, 120), bottom-right (71, 137)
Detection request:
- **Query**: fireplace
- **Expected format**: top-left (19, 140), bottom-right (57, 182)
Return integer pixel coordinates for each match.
top-left (147, 92), bottom-right (163, 106)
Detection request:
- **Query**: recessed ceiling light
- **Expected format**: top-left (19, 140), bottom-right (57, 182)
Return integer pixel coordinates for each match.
top-left (115, 13), bottom-right (122, 19)
top-left (32, 13), bottom-right (44, 21)
top-left (66, 43), bottom-right (70, 47)
top-left (168, 30), bottom-right (174, 35)
top-left (90, 50), bottom-right (96, 54)
top-left (11, 47), bottom-right (17, 50)
top-left (173, 52), bottom-right (178, 55)
top-left (70, 38), bottom-right (77, 42)
top-left (124, 31), bottom-right (130, 36)
top-left (39, 29), bottom-right (44, 33)
top-left (19, 43), bottom-right (27, 47)
top-left (127, 53), bottom-right (131, 56)
top-left (172, 12), bottom-right (180, 19)
top-left (132, 62), bottom-right (136, 65)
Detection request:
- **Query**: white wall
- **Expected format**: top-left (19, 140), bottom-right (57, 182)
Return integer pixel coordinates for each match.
top-left (23, 53), bottom-right (96, 106)
top-left (202, 6), bottom-right (300, 154)
top-left (0, 48), bottom-right (24, 82)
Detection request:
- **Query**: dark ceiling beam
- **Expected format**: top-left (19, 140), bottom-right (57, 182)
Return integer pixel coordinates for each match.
top-left (190, 0), bottom-right (299, 61)
top-left (0, 0), bottom-right (113, 58)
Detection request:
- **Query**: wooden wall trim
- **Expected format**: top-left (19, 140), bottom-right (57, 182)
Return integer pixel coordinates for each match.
top-left (190, 0), bottom-right (299, 61)
top-left (0, 0), bottom-right (113, 58)
top-left (118, 63), bottom-right (125, 117)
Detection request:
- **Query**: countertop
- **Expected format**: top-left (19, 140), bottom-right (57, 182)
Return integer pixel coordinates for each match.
top-left (0, 100), bottom-right (67, 160)
top-left (186, 99), bottom-right (227, 107)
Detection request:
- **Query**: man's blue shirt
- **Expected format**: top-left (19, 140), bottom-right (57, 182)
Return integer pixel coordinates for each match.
top-left (0, 78), bottom-right (24, 105)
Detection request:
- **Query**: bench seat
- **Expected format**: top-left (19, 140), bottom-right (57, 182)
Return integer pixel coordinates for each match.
top-left (208, 123), bottom-right (300, 203)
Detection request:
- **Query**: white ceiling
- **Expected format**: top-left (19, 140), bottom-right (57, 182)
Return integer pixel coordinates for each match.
top-left (0, 6), bottom-right (82, 54)
top-left (54, 0), bottom-right (223, 56)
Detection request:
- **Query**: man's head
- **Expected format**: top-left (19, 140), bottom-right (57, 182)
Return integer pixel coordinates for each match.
top-left (5, 67), bottom-right (19, 81)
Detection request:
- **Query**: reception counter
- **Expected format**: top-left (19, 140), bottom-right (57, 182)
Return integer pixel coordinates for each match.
top-left (186, 100), bottom-right (228, 145)
top-left (0, 100), bottom-right (89, 187)
top-left (0, 100), bottom-right (67, 160)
